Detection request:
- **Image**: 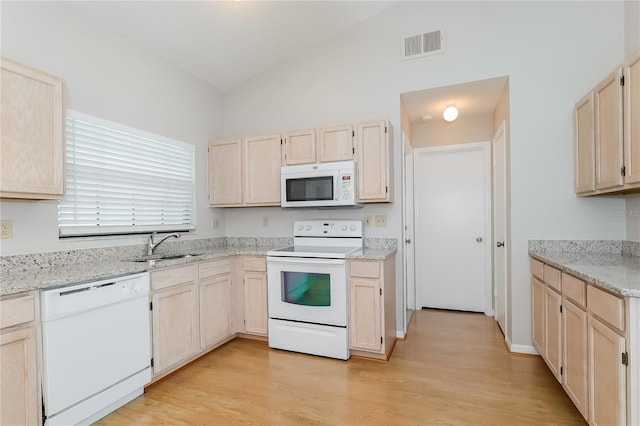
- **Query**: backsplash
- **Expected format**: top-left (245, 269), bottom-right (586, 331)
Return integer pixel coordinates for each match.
top-left (529, 240), bottom-right (639, 257)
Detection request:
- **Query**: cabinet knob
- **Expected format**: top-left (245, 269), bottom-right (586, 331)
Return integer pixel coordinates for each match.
top-left (476, 237), bottom-right (483, 243)
top-left (405, 239), bottom-right (411, 244)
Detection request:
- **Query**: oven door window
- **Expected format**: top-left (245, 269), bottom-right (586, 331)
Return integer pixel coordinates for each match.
top-left (285, 176), bottom-right (333, 202)
top-left (281, 271), bottom-right (331, 307)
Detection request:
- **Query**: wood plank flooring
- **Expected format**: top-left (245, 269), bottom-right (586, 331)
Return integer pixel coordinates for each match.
top-left (96, 309), bottom-right (585, 425)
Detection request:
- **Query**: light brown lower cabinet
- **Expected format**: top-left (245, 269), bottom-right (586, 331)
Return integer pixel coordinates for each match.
top-left (349, 256), bottom-right (396, 360)
top-left (562, 297), bottom-right (589, 420)
top-left (150, 265), bottom-right (200, 376)
top-left (242, 256), bottom-right (268, 336)
top-left (0, 292), bottom-right (40, 425)
top-left (199, 259), bottom-right (233, 349)
top-left (531, 257), bottom-right (639, 425)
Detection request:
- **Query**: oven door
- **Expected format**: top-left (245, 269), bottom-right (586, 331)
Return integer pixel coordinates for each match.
top-left (267, 256), bottom-right (347, 326)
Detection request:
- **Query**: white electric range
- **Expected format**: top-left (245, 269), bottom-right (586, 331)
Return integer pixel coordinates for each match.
top-left (266, 220), bottom-right (363, 360)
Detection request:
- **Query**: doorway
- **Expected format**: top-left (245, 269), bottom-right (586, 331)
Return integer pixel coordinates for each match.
top-left (413, 142), bottom-right (492, 315)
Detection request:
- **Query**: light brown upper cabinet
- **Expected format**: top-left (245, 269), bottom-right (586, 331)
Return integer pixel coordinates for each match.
top-left (356, 120), bottom-right (393, 202)
top-left (317, 125), bottom-right (354, 163)
top-left (624, 54), bottom-right (640, 185)
top-left (282, 129), bottom-right (316, 165)
top-left (208, 134), bottom-right (282, 207)
top-left (575, 52), bottom-right (640, 195)
top-left (574, 93), bottom-right (596, 194)
top-left (595, 67), bottom-right (624, 191)
top-left (1, 57), bottom-right (65, 199)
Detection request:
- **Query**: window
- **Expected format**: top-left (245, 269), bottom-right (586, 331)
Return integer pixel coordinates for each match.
top-left (59, 110), bottom-right (195, 237)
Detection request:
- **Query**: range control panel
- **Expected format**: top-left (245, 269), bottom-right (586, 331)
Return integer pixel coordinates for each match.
top-left (293, 220), bottom-right (363, 238)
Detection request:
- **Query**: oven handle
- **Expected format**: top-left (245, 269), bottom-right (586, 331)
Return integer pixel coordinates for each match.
top-left (267, 256), bottom-right (346, 266)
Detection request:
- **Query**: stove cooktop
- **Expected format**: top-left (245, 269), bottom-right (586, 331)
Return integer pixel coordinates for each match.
top-left (267, 245), bottom-right (362, 259)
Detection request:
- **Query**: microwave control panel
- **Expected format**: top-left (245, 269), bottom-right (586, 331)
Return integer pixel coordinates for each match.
top-left (340, 173), bottom-right (354, 200)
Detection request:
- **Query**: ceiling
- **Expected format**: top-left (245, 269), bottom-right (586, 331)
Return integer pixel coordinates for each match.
top-left (66, 1), bottom-right (506, 120)
top-left (66, 0), bottom-right (396, 92)
top-left (401, 76), bottom-right (509, 123)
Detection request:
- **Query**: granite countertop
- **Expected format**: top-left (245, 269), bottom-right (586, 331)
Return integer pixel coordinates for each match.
top-left (1, 244), bottom-right (397, 296)
top-left (529, 251), bottom-right (640, 298)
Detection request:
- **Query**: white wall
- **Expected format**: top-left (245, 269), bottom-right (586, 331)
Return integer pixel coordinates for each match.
top-left (627, 196), bottom-right (640, 241)
top-left (625, 0), bottom-right (640, 58)
top-left (223, 1), bottom-right (627, 347)
top-left (411, 115), bottom-right (493, 148)
top-left (0, 2), bottom-right (225, 255)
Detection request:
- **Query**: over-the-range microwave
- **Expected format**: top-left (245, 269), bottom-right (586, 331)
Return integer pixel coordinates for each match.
top-left (281, 160), bottom-right (360, 208)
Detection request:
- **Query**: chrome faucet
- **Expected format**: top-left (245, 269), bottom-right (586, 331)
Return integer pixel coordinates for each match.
top-left (147, 232), bottom-right (181, 256)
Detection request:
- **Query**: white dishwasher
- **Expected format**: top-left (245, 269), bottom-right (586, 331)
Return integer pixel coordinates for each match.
top-left (41, 272), bottom-right (151, 426)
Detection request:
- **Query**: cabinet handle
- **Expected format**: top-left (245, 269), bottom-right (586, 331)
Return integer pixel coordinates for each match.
top-left (496, 242), bottom-right (505, 247)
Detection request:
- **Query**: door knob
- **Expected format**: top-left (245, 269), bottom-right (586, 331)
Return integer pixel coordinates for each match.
top-left (496, 241), bottom-right (505, 247)
top-left (476, 237), bottom-right (483, 243)
top-left (405, 239), bottom-right (411, 244)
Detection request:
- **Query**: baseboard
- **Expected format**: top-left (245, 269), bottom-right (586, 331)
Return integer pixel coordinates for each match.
top-left (509, 343), bottom-right (539, 355)
top-left (396, 330), bottom-right (405, 339)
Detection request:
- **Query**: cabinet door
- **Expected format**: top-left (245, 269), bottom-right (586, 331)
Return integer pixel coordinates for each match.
top-left (356, 120), bottom-right (391, 202)
top-left (199, 274), bottom-right (233, 349)
top-left (243, 134), bottom-right (282, 205)
top-left (1, 58), bottom-right (64, 199)
top-left (575, 92), bottom-right (596, 194)
top-left (545, 288), bottom-right (562, 382)
top-left (0, 327), bottom-right (39, 426)
top-left (283, 129), bottom-right (316, 165)
top-left (318, 125), bottom-right (353, 162)
top-left (563, 298), bottom-right (589, 421)
top-left (208, 139), bottom-right (243, 206)
top-left (624, 53), bottom-right (640, 185)
top-left (588, 316), bottom-right (626, 426)
top-left (594, 67), bottom-right (624, 190)
top-left (151, 283), bottom-right (199, 375)
top-left (350, 277), bottom-right (382, 352)
top-left (244, 272), bottom-right (268, 335)
top-left (531, 277), bottom-right (546, 355)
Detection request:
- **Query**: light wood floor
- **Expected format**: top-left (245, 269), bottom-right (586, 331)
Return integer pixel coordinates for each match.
top-left (97, 309), bottom-right (585, 425)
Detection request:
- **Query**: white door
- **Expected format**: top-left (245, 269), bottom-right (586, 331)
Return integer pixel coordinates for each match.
top-left (402, 133), bottom-right (416, 329)
top-left (493, 122), bottom-right (508, 335)
top-left (414, 143), bottom-right (491, 314)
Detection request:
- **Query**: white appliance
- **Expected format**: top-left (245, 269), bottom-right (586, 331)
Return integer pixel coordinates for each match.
top-left (41, 273), bottom-right (151, 426)
top-left (267, 220), bottom-right (363, 360)
top-left (281, 160), bottom-right (359, 208)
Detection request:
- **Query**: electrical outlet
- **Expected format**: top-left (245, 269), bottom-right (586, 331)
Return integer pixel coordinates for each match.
top-left (211, 218), bottom-right (219, 230)
top-left (1, 220), bottom-right (13, 239)
top-left (263, 216), bottom-right (269, 227)
top-left (375, 215), bottom-right (387, 227)
top-left (363, 215), bottom-right (371, 226)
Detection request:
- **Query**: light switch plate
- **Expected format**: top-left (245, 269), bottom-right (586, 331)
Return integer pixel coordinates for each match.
top-left (263, 216), bottom-right (269, 227)
top-left (211, 218), bottom-right (219, 229)
top-left (364, 215), bottom-right (371, 226)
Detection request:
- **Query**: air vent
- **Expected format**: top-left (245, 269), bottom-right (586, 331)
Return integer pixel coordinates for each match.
top-left (402, 30), bottom-right (445, 61)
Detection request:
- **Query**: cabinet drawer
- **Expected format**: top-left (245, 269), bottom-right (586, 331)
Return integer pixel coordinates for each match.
top-left (0, 293), bottom-right (36, 329)
top-left (199, 258), bottom-right (232, 278)
top-left (350, 260), bottom-right (380, 279)
top-left (587, 285), bottom-right (625, 332)
top-left (530, 258), bottom-right (544, 280)
top-left (562, 273), bottom-right (586, 307)
top-left (244, 256), bottom-right (266, 272)
top-left (151, 264), bottom-right (198, 291)
top-left (543, 265), bottom-right (562, 292)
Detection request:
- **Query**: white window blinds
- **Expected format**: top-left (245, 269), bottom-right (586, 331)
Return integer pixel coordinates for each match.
top-left (59, 110), bottom-right (195, 237)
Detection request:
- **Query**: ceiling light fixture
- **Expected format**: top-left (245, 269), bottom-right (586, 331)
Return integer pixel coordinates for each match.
top-left (443, 106), bottom-right (459, 122)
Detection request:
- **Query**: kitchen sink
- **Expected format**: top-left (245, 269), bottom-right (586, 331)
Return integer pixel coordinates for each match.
top-left (127, 253), bottom-right (202, 263)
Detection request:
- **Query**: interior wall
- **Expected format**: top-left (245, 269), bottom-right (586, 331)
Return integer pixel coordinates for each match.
top-left (222, 1), bottom-right (627, 348)
top-left (0, 2), bottom-right (225, 256)
top-left (627, 195), bottom-right (640, 241)
top-left (411, 115), bottom-right (493, 148)
top-left (625, 0), bottom-right (640, 58)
